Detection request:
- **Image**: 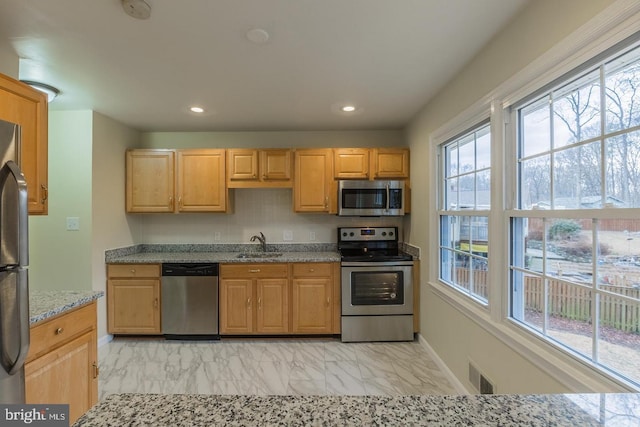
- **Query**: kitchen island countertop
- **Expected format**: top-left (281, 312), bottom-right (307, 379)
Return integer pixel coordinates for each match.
top-left (73, 392), bottom-right (640, 426)
top-left (29, 290), bottom-right (104, 324)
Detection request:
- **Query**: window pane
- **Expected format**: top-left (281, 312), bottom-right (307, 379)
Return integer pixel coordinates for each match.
top-left (606, 131), bottom-right (640, 208)
top-left (547, 284), bottom-right (593, 359)
top-left (440, 215), bottom-right (458, 248)
top-left (521, 99), bottom-right (551, 158)
top-left (445, 143), bottom-right (458, 177)
top-left (476, 126), bottom-right (491, 169)
top-left (445, 177), bottom-right (458, 210)
top-left (605, 47), bottom-right (640, 133)
top-left (597, 219), bottom-right (640, 299)
top-left (458, 134), bottom-right (475, 173)
top-left (553, 71), bottom-right (601, 148)
top-left (458, 174), bottom-right (475, 208)
top-left (476, 170), bottom-right (491, 210)
top-left (520, 155), bottom-right (550, 209)
top-left (598, 296), bottom-right (640, 384)
top-left (553, 143), bottom-right (602, 209)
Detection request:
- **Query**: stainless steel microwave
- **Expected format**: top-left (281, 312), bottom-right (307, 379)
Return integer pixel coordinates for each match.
top-left (338, 180), bottom-right (405, 216)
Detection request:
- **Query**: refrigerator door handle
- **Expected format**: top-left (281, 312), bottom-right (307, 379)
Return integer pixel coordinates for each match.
top-left (0, 270), bottom-right (29, 375)
top-left (3, 273), bottom-right (29, 375)
top-left (0, 161), bottom-right (29, 266)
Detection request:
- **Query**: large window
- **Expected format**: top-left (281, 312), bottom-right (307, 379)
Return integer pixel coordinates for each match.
top-left (510, 43), bottom-right (640, 385)
top-left (440, 123), bottom-right (490, 304)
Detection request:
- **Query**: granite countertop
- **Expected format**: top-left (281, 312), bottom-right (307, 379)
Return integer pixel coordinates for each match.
top-left (73, 393), bottom-right (640, 426)
top-left (105, 243), bottom-right (342, 264)
top-left (29, 290), bottom-right (104, 324)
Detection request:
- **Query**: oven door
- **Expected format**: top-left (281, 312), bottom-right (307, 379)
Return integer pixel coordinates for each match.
top-left (341, 262), bottom-right (413, 316)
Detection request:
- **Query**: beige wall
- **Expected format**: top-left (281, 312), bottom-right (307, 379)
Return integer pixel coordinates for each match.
top-left (92, 112), bottom-right (140, 339)
top-left (407, 0), bottom-right (618, 393)
top-left (29, 111), bottom-right (94, 292)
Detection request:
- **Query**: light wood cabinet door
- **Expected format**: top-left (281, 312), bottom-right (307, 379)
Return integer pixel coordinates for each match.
top-left (260, 149), bottom-right (292, 182)
top-left (334, 148), bottom-right (369, 179)
top-left (292, 277), bottom-right (333, 333)
top-left (126, 149), bottom-right (175, 212)
top-left (227, 149), bottom-right (258, 181)
top-left (177, 149), bottom-right (226, 212)
top-left (107, 279), bottom-right (161, 334)
top-left (220, 279), bottom-right (254, 334)
top-left (0, 74), bottom-right (48, 214)
top-left (372, 148), bottom-right (409, 179)
top-left (25, 330), bottom-right (97, 425)
top-left (294, 148), bottom-right (334, 213)
top-left (227, 149), bottom-right (292, 188)
top-left (256, 278), bottom-right (289, 333)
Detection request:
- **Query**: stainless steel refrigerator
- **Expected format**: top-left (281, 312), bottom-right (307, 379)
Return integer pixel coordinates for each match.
top-left (0, 118), bottom-right (30, 404)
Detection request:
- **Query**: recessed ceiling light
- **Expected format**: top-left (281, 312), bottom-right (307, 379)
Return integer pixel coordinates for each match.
top-left (190, 106), bottom-right (205, 113)
top-left (246, 28), bottom-right (270, 44)
top-left (341, 105), bottom-right (356, 112)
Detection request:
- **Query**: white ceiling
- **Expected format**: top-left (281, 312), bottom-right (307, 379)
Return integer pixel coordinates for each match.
top-left (0, 0), bottom-right (528, 132)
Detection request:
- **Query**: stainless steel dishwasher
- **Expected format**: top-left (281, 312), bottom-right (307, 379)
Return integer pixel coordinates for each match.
top-left (161, 263), bottom-right (219, 339)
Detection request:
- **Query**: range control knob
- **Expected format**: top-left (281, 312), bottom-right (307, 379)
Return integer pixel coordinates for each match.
top-left (389, 231), bottom-right (394, 236)
top-left (349, 232), bottom-right (355, 237)
top-left (342, 232), bottom-right (347, 237)
top-left (382, 232), bottom-right (387, 236)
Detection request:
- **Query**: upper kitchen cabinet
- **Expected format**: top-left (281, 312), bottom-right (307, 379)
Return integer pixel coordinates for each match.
top-left (0, 74), bottom-right (48, 214)
top-left (293, 148), bottom-right (335, 213)
top-left (372, 148), bottom-right (410, 179)
top-left (126, 149), bottom-right (175, 213)
top-left (333, 148), bottom-right (369, 179)
top-left (177, 149), bottom-right (227, 212)
top-left (126, 148), bottom-right (228, 213)
top-left (227, 148), bottom-right (292, 188)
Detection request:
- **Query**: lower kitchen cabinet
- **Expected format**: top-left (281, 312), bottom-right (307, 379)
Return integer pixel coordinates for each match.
top-left (25, 302), bottom-right (98, 425)
top-left (291, 263), bottom-right (335, 333)
top-left (220, 264), bottom-right (289, 334)
top-left (107, 264), bottom-right (161, 334)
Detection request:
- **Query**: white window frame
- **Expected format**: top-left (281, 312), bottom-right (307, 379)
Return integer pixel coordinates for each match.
top-left (427, 0), bottom-right (640, 392)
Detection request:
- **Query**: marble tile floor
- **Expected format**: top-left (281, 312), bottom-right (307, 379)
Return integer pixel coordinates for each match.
top-left (98, 337), bottom-right (458, 399)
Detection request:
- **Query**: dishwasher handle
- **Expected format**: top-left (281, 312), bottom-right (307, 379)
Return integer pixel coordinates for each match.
top-left (162, 263), bottom-right (219, 276)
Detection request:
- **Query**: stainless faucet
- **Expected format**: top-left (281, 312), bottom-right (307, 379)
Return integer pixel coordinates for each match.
top-left (250, 232), bottom-right (267, 252)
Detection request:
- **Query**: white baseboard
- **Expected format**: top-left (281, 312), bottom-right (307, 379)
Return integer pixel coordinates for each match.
top-left (98, 334), bottom-right (114, 348)
top-left (417, 333), bottom-right (470, 395)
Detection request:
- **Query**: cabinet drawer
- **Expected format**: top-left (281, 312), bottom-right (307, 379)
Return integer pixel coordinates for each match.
top-left (221, 263), bottom-right (288, 278)
top-left (27, 303), bottom-right (96, 362)
top-left (292, 263), bottom-right (333, 277)
top-left (108, 264), bottom-right (160, 278)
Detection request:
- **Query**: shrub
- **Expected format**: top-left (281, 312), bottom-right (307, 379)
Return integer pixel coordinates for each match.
top-left (548, 219), bottom-right (582, 241)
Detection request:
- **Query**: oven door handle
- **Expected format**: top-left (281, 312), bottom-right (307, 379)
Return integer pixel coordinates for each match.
top-left (341, 261), bottom-right (414, 267)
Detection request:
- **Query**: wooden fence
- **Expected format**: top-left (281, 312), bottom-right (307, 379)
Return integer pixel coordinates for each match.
top-left (455, 269), bottom-right (640, 333)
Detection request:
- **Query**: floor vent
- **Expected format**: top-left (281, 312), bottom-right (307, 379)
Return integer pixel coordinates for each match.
top-left (468, 361), bottom-right (495, 394)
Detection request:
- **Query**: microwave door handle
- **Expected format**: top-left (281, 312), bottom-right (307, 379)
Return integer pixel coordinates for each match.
top-left (385, 183), bottom-right (390, 212)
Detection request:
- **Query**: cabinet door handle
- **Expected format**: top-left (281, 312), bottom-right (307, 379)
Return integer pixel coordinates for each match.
top-left (258, 298), bottom-right (262, 309)
top-left (249, 269), bottom-right (261, 273)
top-left (262, 174), bottom-right (267, 180)
top-left (55, 327), bottom-right (64, 335)
top-left (93, 362), bottom-right (99, 379)
top-left (324, 196), bottom-right (329, 209)
top-left (169, 196), bottom-right (174, 209)
top-left (41, 184), bottom-right (48, 204)
top-left (326, 297), bottom-right (330, 307)
top-left (247, 298), bottom-right (251, 308)
top-left (154, 298), bottom-right (159, 308)
top-left (309, 268), bottom-right (315, 273)
top-left (130, 269), bottom-right (136, 274)
top-left (178, 196), bottom-right (183, 208)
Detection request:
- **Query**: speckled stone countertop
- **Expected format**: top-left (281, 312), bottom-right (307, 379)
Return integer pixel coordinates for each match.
top-left (73, 393), bottom-right (640, 426)
top-left (29, 290), bottom-right (104, 324)
top-left (105, 243), bottom-right (342, 264)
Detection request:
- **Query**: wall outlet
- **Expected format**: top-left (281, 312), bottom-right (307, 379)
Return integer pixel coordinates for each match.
top-left (66, 217), bottom-right (80, 231)
top-left (214, 232), bottom-right (221, 241)
top-left (283, 230), bottom-right (293, 241)
top-left (309, 231), bottom-right (316, 241)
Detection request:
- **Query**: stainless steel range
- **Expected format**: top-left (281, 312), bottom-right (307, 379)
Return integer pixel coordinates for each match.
top-left (339, 226), bottom-right (414, 342)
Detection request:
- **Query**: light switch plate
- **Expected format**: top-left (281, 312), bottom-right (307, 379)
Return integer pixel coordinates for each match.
top-left (66, 217), bottom-right (80, 231)
top-left (283, 230), bottom-right (293, 241)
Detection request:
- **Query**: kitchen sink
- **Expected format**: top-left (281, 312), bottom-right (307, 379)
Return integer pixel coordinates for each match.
top-left (236, 252), bottom-right (283, 259)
